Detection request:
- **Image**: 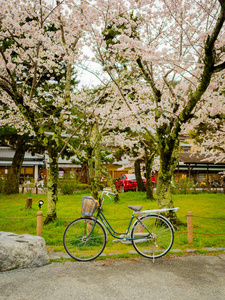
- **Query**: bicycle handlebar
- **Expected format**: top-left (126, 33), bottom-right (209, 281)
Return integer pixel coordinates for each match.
top-left (101, 190), bottom-right (115, 199)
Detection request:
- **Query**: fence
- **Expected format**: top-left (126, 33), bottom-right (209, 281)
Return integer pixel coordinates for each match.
top-left (36, 211), bottom-right (222, 241)
top-left (1, 205), bottom-right (225, 247)
top-left (134, 186), bottom-right (225, 194)
top-left (14, 210), bottom-right (225, 245)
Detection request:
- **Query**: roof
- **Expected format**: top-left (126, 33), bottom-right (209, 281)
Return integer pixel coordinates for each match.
top-left (0, 146), bottom-right (81, 168)
top-left (178, 153), bottom-right (225, 165)
top-left (113, 156), bottom-right (130, 166)
top-left (45, 153), bottom-right (81, 168)
top-left (180, 142), bottom-right (194, 148)
top-left (0, 146), bottom-right (43, 161)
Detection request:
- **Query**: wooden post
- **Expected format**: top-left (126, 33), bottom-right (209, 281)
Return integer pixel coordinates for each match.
top-left (37, 211), bottom-right (43, 237)
top-left (138, 213), bottom-right (143, 232)
top-left (36, 186), bottom-right (38, 194)
top-left (120, 186), bottom-right (123, 193)
top-left (25, 197), bottom-right (32, 209)
top-left (136, 186), bottom-right (138, 192)
top-left (87, 220), bottom-right (92, 234)
top-left (187, 211), bottom-right (193, 244)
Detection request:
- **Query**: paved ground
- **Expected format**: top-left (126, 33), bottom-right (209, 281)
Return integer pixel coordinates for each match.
top-left (0, 254), bottom-right (225, 300)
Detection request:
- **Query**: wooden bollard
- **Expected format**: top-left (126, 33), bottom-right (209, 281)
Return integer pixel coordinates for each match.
top-left (120, 186), bottom-right (123, 193)
top-left (25, 197), bottom-right (32, 209)
top-left (87, 220), bottom-right (93, 235)
top-left (37, 211), bottom-right (43, 236)
top-left (136, 186), bottom-right (138, 192)
top-left (138, 213), bottom-right (143, 232)
top-left (187, 211), bottom-right (193, 244)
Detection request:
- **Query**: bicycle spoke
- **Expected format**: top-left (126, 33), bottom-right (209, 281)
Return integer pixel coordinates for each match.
top-left (131, 214), bottom-right (174, 259)
top-left (63, 217), bottom-right (106, 262)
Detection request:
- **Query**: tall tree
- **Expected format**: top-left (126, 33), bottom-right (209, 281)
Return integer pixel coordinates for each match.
top-left (86, 0), bottom-right (225, 222)
top-left (0, 0), bottom-right (85, 222)
top-left (61, 87), bottom-right (120, 201)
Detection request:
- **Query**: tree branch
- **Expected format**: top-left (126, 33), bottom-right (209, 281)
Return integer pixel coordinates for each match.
top-left (170, 2), bottom-right (225, 140)
top-left (213, 60), bottom-right (225, 73)
top-left (136, 57), bottom-right (161, 103)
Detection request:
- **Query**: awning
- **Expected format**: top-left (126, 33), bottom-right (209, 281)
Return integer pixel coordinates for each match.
top-left (0, 161), bottom-right (44, 166)
top-left (57, 164), bottom-right (81, 168)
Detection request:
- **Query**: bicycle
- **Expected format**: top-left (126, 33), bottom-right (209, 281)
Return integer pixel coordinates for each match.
top-left (63, 190), bottom-right (179, 262)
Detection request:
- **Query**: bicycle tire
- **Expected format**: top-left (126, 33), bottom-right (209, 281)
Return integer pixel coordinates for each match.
top-left (63, 217), bottom-right (107, 262)
top-left (131, 214), bottom-right (174, 259)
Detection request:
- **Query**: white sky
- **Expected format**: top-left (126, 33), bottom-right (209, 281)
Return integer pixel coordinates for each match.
top-left (76, 46), bottom-right (105, 89)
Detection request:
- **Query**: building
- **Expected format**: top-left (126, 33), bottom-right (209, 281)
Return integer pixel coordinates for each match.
top-left (1, 143), bottom-right (224, 188)
top-left (0, 145), bottom-right (82, 185)
top-left (0, 145), bottom-right (44, 183)
top-left (175, 153), bottom-right (225, 185)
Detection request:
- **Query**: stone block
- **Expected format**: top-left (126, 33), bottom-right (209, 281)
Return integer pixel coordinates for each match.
top-left (186, 248), bottom-right (197, 253)
top-left (202, 247), bottom-right (218, 252)
top-left (0, 231), bottom-right (50, 272)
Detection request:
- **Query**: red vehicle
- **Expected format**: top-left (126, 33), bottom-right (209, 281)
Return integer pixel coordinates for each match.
top-left (115, 174), bottom-right (147, 192)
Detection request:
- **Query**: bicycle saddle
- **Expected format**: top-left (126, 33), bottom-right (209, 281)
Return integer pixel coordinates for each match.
top-left (128, 205), bottom-right (143, 212)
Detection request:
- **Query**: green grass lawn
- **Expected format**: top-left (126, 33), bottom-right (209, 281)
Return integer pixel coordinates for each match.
top-left (0, 191), bottom-right (225, 257)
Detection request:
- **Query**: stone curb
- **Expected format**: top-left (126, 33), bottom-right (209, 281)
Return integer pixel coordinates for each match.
top-left (48, 247), bottom-right (225, 260)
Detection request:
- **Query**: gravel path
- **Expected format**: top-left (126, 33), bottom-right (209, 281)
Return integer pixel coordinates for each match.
top-left (0, 254), bottom-right (225, 300)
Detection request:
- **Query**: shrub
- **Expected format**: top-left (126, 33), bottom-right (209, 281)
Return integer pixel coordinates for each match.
top-left (0, 176), bottom-right (6, 194)
top-left (58, 173), bottom-right (80, 194)
top-left (77, 184), bottom-right (91, 190)
top-left (171, 179), bottom-right (197, 194)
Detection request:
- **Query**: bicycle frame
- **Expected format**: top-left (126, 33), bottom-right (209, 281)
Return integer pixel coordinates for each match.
top-left (85, 190), bottom-right (178, 242)
top-left (90, 208), bottom-right (152, 241)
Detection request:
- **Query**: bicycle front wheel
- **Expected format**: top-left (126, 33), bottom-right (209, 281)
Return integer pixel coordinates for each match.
top-left (131, 214), bottom-right (174, 259)
top-left (63, 217), bottom-right (107, 262)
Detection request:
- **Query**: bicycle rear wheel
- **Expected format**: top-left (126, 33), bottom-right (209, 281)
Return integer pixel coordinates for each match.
top-left (131, 214), bottom-right (174, 259)
top-left (63, 217), bottom-right (107, 262)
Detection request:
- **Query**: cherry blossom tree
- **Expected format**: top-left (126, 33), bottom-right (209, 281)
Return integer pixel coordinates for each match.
top-left (83, 0), bottom-right (225, 222)
top-left (0, 0), bottom-right (90, 222)
top-left (61, 86), bottom-right (121, 201)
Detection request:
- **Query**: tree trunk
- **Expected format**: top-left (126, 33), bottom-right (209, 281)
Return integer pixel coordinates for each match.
top-left (44, 141), bottom-right (59, 224)
top-left (5, 142), bottom-right (26, 194)
top-left (101, 165), bottom-right (119, 203)
top-left (86, 123), bottom-right (101, 199)
top-left (156, 139), bottom-right (182, 225)
top-left (145, 151), bottom-right (155, 200)
top-left (134, 159), bottom-right (146, 192)
top-left (94, 128), bottom-right (101, 199)
top-left (87, 146), bottom-right (99, 199)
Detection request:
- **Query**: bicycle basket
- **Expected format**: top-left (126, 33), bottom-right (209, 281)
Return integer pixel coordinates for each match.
top-left (81, 196), bottom-right (98, 216)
